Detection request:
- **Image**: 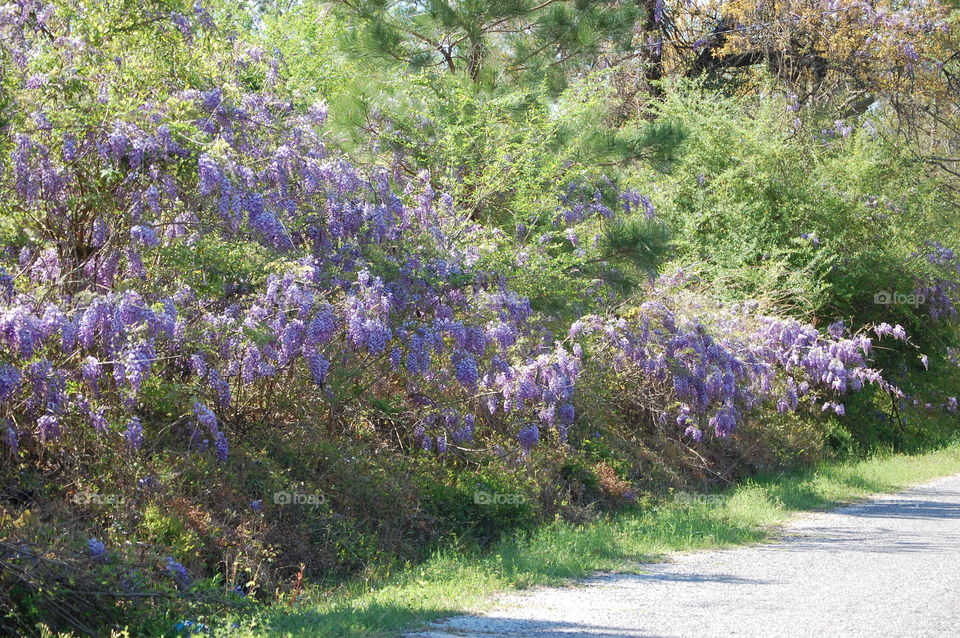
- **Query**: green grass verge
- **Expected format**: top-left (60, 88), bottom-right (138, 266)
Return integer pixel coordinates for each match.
top-left (222, 445), bottom-right (960, 637)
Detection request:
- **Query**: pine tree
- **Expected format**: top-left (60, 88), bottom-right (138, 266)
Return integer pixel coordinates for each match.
top-left (333, 0), bottom-right (644, 90)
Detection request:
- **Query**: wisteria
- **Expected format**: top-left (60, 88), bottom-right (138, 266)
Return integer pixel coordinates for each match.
top-left (87, 538), bottom-right (107, 563)
top-left (37, 414), bottom-right (59, 443)
top-left (0, 0), bottom-right (953, 470)
top-left (165, 557), bottom-right (191, 589)
top-left (124, 418), bottom-right (144, 451)
top-left (568, 278), bottom-right (905, 439)
top-left (0, 58), bottom-right (592, 460)
top-left (518, 423), bottom-right (540, 453)
top-left (1, 1), bottom-right (959, 635)
top-left (914, 242), bottom-right (960, 322)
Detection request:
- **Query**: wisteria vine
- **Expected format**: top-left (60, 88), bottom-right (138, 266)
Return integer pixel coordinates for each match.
top-left (0, 0), bottom-right (955, 467)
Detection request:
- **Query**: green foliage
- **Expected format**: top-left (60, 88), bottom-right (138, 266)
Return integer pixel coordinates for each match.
top-left (141, 505), bottom-right (204, 560)
top-left (328, 0), bottom-right (643, 89)
top-left (644, 82), bottom-right (957, 328)
top-left (416, 466), bottom-right (538, 548)
top-left (261, 2), bottom-right (360, 105)
top-left (157, 236), bottom-right (278, 298)
top-left (321, 71), bottom-right (683, 221)
top-left (601, 215), bottom-right (673, 280)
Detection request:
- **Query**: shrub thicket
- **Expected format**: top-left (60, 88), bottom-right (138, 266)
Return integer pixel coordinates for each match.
top-left (0, 1), bottom-right (957, 635)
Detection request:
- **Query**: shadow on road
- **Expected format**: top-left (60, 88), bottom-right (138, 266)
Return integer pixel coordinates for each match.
top-left (417, 616), bottom-right (676, 637)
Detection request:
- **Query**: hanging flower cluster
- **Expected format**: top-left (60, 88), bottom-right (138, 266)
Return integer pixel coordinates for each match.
top-left (913, 242), bottom-right (960, 323)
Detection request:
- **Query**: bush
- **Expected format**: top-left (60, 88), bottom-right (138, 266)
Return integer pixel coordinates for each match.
top-left (645, 82), bottom-right (958, 330)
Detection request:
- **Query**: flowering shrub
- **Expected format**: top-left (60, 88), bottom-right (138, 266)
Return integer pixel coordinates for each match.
top-left (1, 0), bottom-right (953, 469)
top-left (0, 0), bottom-right (624, 463)
top-left (569, 275), bottom-right (907, 444)
top-left (0, 0), bottom-right (957, 629)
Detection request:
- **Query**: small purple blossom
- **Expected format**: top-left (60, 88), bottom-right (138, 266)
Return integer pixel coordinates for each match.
top-left (518, 423), bottom-right (539, 453)
top-left (194, 402), bottom-right (217, 432)
top-left (453, 353), bottom-right (479, 390)
top-left (3, 421), bottom-right (18, 454)
top-left (37, 414), bottom-right (60, 442)
top-left (213, 431), bottom-right (228, 463)
top-left (0, 364), bottom-right (21, 401)
top-left (130, 225), bottom-right (160, 248)
top-left (165, 557), bottom-right (191, 588)
top-left (124, 417), bottom-right (144, 450)
top-left (304, 350), bottom-right (330, 386)
top-left (874, 323), bottom-right (894, 338)
top-left (198, 154), bottom-right (221, 196)
top-left (88, 538), bottom-right (107, 562)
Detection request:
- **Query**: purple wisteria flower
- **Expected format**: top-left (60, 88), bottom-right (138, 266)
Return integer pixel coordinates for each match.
top-left (88, 538), bottom-right (107, 562)
top-left (453, 353), bottom-right (479, 390)
top-left (90, 408), bottom-right (108, 434)
top-left (130, 225), bottom-right (160, 248)
top-left (3, 421), bottom-right (18, 454)
top-left (124, 418), bottom-right (144, 450)
top-left (194, 402), bottom-right (217, 431)
top-left (213, 431), bottom-right (228, 463)
top-left (0, 364), bottom-right (21, 401)
top-left (37, 414), bottom-right (60, 443)
top-left (304, 350), bottom-right (330, 386)
top-left (81, 356), bottom-right (101, 393)
top-left (198, 154), bottom-right (221, 196)
top-left (518, 424), bottom-right (539, 453)
top-left (165, 557), bottom-right (191, 588)
top-left (874, 323), bottom-right (893, 338)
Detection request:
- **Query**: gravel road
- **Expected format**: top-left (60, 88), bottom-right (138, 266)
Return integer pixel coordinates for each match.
top-left (407, 473), bottom-right (960, 637)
